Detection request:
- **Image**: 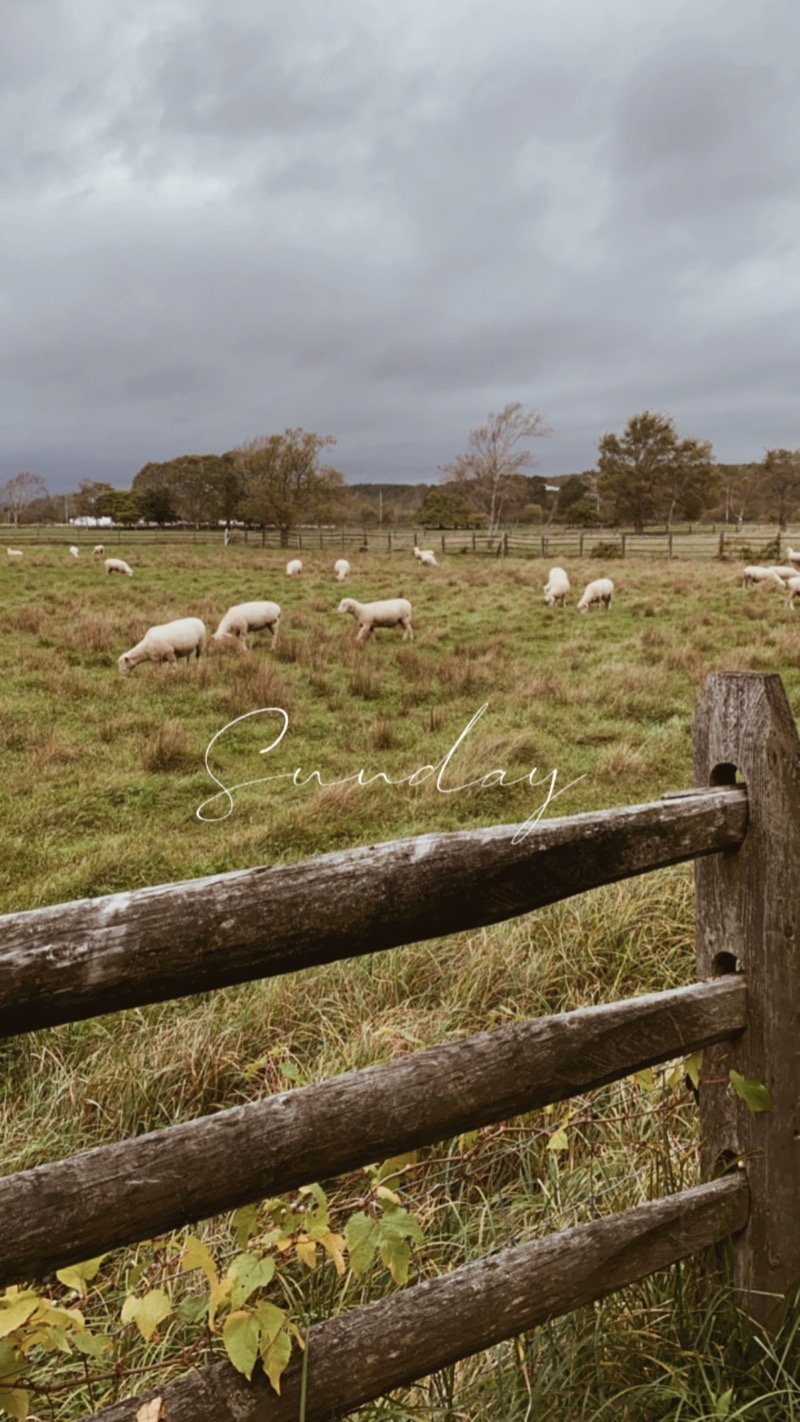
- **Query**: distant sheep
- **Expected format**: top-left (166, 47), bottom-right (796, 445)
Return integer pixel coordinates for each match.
top-left (119, 617), bottom-right (206, 673)
top-left (104, 558), bottom-right (133, 577)
top-left (413, 547), bottom-right (438, 566)
top-left (213, 600), bottom-right (281, 651)
top-left (786, 576), bottom-right (800, 610)
top-left (543, 566), bottom-right (570, 607)
top-left (69, 545), bottom-right (79, 558)
top-left (7, 548), bottom-right (23, 558)
top-left (787, 548), bottom-right (800, 565)
top-left (338, 596), bottom-right (413, 643)
top-left (577, 577), bottom-right (614, 612)
top-left (767, 565), bottom-right (798, 581)
top-left (742, 565), bottom-right (785, 588)
top-left (334, 558), bottom-right (351, 582)
top-left (286, 559), bottom-right (303, 576)
top-left (93, 544), bottom-right (105, 558)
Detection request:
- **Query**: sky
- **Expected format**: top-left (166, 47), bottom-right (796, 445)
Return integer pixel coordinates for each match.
top-left (2, 0), bottom-right (799, 493)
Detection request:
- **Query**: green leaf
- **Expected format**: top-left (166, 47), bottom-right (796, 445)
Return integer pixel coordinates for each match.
top-left (0, 1344), bottom-right (21, 1384)
top-left (261, 1327), bottom-right (292, 1395)
top-left (0, 1299), bottom-right (38, 1341)
top-left (634, 1067), bottom-right (655, 1091)
top-left (547, 1125), bottom-right (569, 1152)
top-left (729, 1070), bottom-right (773, 1113)
top-left (72, 1332), bottom-right (112, 1361)
top-left (684, 1051), bottom-right (704, 1090)
top-left (0, 1386), bottom-right (28, 1420)
top-left (714, 1386), bottom-right (733, 1418)
top-left (379, 1237), bottom-right (411, 1285)
top-left (345, 1212), bottom-right (379, 1277)
top-left (231, 1204), bottom-right (260, 1250)
top-left (222, 1311), bottom-right (260, 1381)
top-left (252, 1302), bottom-right (287, 1348)
top-left (180, 1236), bottom-right (217, 1289)
top-left (55, 1256), bottom-right (106, 1297)
top-left (121, 1289), bottom-right (172, 1342)
top-left (227, 1254), bottom-right (275, 1310)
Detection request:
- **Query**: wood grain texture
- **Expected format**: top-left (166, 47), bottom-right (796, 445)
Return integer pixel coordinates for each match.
top-left (86, 1176), bottom-right (749, 1422)
top-left (694, 673), bottom-right (800, 1325)
top-left (0, 789), bottom-right (747, 1037)
top-left (0, 978), bottom-right (746, 1286)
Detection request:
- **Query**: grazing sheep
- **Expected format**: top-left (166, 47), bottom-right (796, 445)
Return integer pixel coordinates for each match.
top-left (7, 548), bottom-right (23, 558)
top-left (334, 558), bottom-right (351, 582)
top-left (93, 544), bottom-right (105, 558)
top-left (767, 565), bottom-right (799, 581)
top-left (786, 576), bottom-right (800, 610)
top-left (104, 557), bottom-right (133, 576)
top-left (577, 577), bottom-right (614, 612)
top-left (286, 558), bottom-right (303, 576)
top-left (742, 565), bottom-right (785, 588)
top-left (212, 600), bottom-right (281, 651)
top-left (413, 547), bottom-right (438, 565)
top-left (69, 545), bottom-right (79, 558)
top-left (543, 566), bottom-right (570, 607)
top-left (119, 617), bottom-right (206, 673)
top-left (787, 548), bottom-right (800, 565)
top-left (338, 596), bottom-right (413, 643)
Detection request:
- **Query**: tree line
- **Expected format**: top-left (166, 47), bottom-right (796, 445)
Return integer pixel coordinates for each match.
top-left (3, 411), bottom-right (800, 536)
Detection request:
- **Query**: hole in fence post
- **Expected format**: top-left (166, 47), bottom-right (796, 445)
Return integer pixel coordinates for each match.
top-left (713, 951), bottom-right (739, 977)
top-left (710, 762), bottom-right (741, 786)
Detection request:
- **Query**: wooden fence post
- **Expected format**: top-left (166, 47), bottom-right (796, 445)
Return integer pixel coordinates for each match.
top-left (694, 672), bottom-right (800, 1326)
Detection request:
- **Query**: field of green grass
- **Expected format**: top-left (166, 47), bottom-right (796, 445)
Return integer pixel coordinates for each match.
top-left (3, 547), bottom-right (800, 1420)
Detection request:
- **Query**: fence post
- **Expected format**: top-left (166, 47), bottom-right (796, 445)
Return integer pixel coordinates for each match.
top-left (472, 532), bottom-right (476, 554)
top-left (668, 533), bottom-right (673, 559)
top-left (621, 534), bottom-right (626, 557)
top-left (693, 671), bottom-right (800, 1327)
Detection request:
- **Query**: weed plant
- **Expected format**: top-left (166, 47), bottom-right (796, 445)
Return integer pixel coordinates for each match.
top-left (2, 550), bottom-right (800, 1418)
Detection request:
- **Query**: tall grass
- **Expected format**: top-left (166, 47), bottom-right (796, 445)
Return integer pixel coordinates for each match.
top-left (2, 550), bottom-right (800, 1418)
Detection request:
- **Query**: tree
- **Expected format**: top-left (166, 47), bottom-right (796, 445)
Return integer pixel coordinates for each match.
top-left (597, 412), bottom-right (716, 533)
top-left (132, 453), bottom-right (242, 527)
top-left (235, 429), bottom-right (345, 546)
top-left (416, 488), bottom-right (474, 528)
top-left (1, 471), bottom-right (49, 527)
top-left (762, 449), bottom-right (800, 531)
top-left (74, 480), bottom-right (117, 521)
top-left (439, 403), bottom-right (551, 539)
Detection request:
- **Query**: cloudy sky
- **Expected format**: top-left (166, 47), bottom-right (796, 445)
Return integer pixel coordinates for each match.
top-left (2, 0), bottom-right (798, 493)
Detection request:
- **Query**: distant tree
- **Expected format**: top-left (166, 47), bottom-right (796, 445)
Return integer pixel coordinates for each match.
top-left (236, 429), bottom-right (345, 546)
top-left (74, 480), bottom-right (117, 520)
top-left (19, 493), bottom-right (60, 524)
top-left (133, 453), bottom-right (242, 527)
top-left (762, 448), bottom-right (800, 531)
top-left (107, 489), bottom-right (143, 526)
top-left (440, 403), bottom-right (552, 539)
top-left (716, 463), bottom-right (760, 526)
top-left (416, 488), bottom-right (474, 528)
top-left (597, 412), bottom-right (716, 533)
top-left (565, 498), bottom-right (601, 527)
top-left (1, 471), bottom-right (49, 527)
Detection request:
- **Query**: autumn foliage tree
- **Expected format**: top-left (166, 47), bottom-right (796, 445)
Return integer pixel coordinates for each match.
top-left (439, 403), bottom-right (552, 539)
top-left (236, 429), bottom-right (346, 546)
top-left (597, 412), bottom-right (717, 532)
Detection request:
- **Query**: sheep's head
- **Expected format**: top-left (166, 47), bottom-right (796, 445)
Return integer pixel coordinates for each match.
top-left (118, 652), bottom-right (134, 674)
top-left (337, 598), bottom-right (355, 615)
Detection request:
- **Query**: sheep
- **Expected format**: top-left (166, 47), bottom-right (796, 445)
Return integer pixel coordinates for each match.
top-left (119, 617), bottom-right (206, 673)
top-left (104, 557), bottom-right (133, 576)
top-left (338, 596), bottom-right (413, 643)
top-left (785, 576), bottom-right (800, 610)
top-left (766, 566), bottom-right (799, 581)
top-left (334, 558), bottom-right (351, 582)
top-left (543, 566), bottom-right (570, 607)
top-left (93, 544), bottom-right (105, 558)
top-left (69, 545), bottom-right (79, 558)
top-left (742, 565), bottom-right (785, 588)
top-left (212, 600), bottom-right (281, 651)
top-left (413, 547), bottom-right (438, 565)
top-left (577, 577), bottom-right (614, 612)
top-left (7, 548), bottom-right (23, 558)
top-left (286, 559), bottom-right (303, 576)
top-left (787, 548), bottom-right (800, 565)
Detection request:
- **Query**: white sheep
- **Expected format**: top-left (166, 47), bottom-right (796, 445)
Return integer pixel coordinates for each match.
top-left (543, 566), bottom-right (570, 607)
top-left (338, 596), bottom-right (413, 643)
top-left (334, 558), bottom-right (351, 582)
top-left (286, 559), bottom-right (303, 576)
top-left (104, 557), bottom-right (133, 577)
top-left (413, 547), bottom-right (438, 565)
top-left (7, 548), bottom-right (23, 558)
top-left (212, 600), bottom-right (281, 651)
top-left (69, 545), bottom-right (79, 558)
top-left (766, 565), bottom-right (799, 581)
top-left (785, 576), bottom-right (800, 610)
top-left (119, 617), bottom-right (206, 673)
top-left (93, 544), bottom-right (105, 558)
top-left (742, 565), bottom-right (785, 588)
top-left (786, 547), bottom-right (800, 565)
top-left (577, 577), bottom-right (614, 612)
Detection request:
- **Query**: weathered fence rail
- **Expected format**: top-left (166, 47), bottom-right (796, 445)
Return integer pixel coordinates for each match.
top-left (2, 671), bottom-right (799, 1421)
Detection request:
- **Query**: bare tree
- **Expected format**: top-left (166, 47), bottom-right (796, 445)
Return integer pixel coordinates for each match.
top-left (1, 471), bottom-right (49, 527)
top-left (440, 404), bottom-right (552, 540)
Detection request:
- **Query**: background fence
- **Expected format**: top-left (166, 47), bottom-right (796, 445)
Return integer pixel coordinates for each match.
top-left (1, 671), bottom-right (798, 1420)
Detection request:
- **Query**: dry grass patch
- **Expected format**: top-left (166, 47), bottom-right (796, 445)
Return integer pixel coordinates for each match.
top-left (140, 720), bottom-right (194, 773)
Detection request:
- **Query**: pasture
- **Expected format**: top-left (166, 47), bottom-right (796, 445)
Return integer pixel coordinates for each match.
top-left (3, 547), bottom-right (800, 1419)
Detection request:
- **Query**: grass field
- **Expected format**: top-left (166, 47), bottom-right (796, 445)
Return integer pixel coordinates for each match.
top-left (3, 547), bottom-right (800, 1419)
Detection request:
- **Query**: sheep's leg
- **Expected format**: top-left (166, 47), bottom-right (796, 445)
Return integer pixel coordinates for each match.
top-left (357, 625), bottom-right (371, 643)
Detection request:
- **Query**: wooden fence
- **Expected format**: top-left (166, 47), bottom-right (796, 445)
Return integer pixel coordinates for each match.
top-left (2, 671), bottom-right (799, 1420)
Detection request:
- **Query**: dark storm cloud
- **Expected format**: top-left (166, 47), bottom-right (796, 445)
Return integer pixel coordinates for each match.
top-left (1, 0), bottom-right (799, 490)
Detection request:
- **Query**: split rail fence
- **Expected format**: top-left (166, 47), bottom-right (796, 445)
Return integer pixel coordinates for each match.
top-left (2, 671), bottom-right (800, 1420)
